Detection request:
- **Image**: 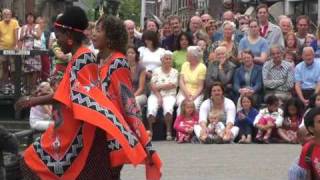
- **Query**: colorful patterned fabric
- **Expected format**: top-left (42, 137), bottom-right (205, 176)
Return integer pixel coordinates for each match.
top-left (99, 52), bottom-right (162, 179)
top-left (22, 47), bottom-right (155, 179)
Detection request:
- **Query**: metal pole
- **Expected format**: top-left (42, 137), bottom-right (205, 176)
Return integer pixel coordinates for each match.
top-left (284, 0), bottom-right (290, 15)
top-left (318, 0), bottom-right (320, 25)
top-left (14, 56), bottom-right (22, 120)
top-left (141, 0), bottom-right (146, 29)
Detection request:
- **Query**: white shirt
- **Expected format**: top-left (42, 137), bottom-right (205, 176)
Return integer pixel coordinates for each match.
top-left (207, 122), bottom-right (225, 136)
top-left (253, 107), bottom-right (284, 127)
top-left (138, 46), bottom-right (165, 72)
top-left (199, 97), bottom-right (236, 125)
top-left (151, 67), bottom-right (178, 96)
top-left (29, 105), bottom-right (52, 131)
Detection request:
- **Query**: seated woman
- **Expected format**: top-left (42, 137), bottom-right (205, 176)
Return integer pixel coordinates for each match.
top-left (126, 44), bottom-right (147, 111)
top-left (147, 50), bottom-right (179, 140)
top-left (194, 82), bottom-right (239, 143)
top-left (233, 49), bottom-right (263, 106)
top-left (204, 46), bottom-right (236, 99)
top-left (176, 46), bottom-right (207, 114)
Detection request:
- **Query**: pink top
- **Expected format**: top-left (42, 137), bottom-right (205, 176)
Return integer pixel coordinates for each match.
top-left (174, 113), bottom-right (199, 133)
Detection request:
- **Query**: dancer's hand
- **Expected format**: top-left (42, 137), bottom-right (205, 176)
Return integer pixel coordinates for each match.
top-left (15, 96), bottom-right (32, 111)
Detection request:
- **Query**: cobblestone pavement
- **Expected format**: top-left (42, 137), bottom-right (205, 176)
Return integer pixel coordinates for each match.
top-left (122, 141), bottom-right (300, 180)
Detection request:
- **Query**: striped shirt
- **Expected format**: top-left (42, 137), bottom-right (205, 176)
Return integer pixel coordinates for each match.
top-left (262, 60), bottom-right (294, 92)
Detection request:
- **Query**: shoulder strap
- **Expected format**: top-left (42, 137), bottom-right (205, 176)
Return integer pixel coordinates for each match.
top-left (305, 143), bottom-right (316, 180)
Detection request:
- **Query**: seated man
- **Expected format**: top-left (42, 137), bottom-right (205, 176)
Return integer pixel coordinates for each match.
top-left (295, 47), bottom-right (320, 107)
top-left (262, 45), bottom-right (294, 104)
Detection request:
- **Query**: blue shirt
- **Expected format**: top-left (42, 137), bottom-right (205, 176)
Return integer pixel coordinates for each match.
top-left (212, 30), bottom-right (244, 44)
top-left (295, 60), bottom-right (320, 89)
top-left (311, 40), bottom-right (320, 59)
top-left (238, 36), bottom-right (269, 58)
top-left (235, 108), bottom-right (259, 126)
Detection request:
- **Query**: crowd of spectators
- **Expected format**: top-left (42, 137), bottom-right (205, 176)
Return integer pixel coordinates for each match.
top-left (121, 4), bottom-right (320, 144)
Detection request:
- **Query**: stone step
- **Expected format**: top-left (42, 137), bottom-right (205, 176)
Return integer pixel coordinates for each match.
top-left (0, 120), bottom-right (30, 131)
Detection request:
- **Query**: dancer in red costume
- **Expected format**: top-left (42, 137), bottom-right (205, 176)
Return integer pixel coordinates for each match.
top-left (93, 15), bottom-right (161, 180)
top-left (16, 7), bottom-right (161, 180)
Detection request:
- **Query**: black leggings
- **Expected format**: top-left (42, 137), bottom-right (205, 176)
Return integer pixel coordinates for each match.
top-left (237, 121), bottom-right (253, 137)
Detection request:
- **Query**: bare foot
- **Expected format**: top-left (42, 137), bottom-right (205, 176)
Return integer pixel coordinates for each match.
top-left (238, 135), bottom-right (246, 144)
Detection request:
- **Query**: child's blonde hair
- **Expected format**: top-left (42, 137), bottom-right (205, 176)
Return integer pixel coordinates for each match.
top-left (180, 99), bottom-right (196, 116)
top-left (38, 81), bottom-right (53, 94)
top-left (208, 109), bottom-right (222, 123)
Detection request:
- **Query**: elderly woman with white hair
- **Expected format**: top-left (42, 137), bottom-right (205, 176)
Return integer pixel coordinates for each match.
top-left (211, 21), bottom-right (239, 66)
top-left (204, 46), bottom-right (236, 99)
top-left (147, 50), bottom-right (179, 140)
top-left (176, 46), bottom-right (207, 114)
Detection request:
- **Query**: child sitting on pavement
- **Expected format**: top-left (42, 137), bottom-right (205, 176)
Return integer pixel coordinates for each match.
top-left (278, 98), bottom-right (303, 144)
top-left (253, 95), bottom-right (283, 143)
top-left (174, 99), bottom-right (198, 143)
top-left (199, 109), bottom-right (225, 144)
top-left (235, 95), bottom-right (258, 144)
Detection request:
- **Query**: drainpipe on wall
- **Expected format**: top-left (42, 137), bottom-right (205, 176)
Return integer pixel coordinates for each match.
top-left (284, 0), bottom-right (290, 15)
top-left (318, 0), bottom-right (320, 25)
top-left (141, 0), bottom-right (146, 29)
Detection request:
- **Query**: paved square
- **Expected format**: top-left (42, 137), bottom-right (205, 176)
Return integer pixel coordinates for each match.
top-left (122, 141), bottom-right (300, 180)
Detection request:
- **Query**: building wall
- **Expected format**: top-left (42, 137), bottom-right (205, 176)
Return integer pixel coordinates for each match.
top-left (169, 0), bottom-right (197, 28)
top-left (0, 0), bottom-right (69, 25)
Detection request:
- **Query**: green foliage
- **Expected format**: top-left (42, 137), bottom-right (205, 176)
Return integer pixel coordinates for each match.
top-left (118, 0), bottom-right (141, 26)
top-left (78, 0), bottom-right (97, 20)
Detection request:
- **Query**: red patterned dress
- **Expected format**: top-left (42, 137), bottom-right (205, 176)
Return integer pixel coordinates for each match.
top-left (99, 52), bottom-right (162, 179)
top-left (21, 47), bottom-right (155, 179)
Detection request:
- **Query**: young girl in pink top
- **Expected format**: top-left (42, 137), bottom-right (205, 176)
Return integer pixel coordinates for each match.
top-left (174, 99), bottom-right (199, 143)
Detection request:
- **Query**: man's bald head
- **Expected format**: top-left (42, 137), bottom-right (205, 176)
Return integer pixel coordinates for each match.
top-left (189, 16), bottom-right (201, 33)
top-left (302, 46), bottom-right (315, 65)
top-left (124, 19), bottom-right (135, 39)
top-left (223, 10), bottom-right (234, 22)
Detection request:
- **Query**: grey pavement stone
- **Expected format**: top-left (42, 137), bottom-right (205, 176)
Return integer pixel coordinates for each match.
top-left (122, 141), bottom-right (300, 180)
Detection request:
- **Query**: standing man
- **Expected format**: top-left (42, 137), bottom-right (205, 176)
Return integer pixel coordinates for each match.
top-left (0, 9), bottom-right (20, 93)
top-left (162, 15), bottom-right (183, 51)
top-left (187, 15), bottom-right (202, 36)
top-left (295, 15), bottom-right (311, 47)
top-left (124, 19), bottom-right (144, 49)
top-left (200, 13), bottom-right (212, 29)
top-left (295, 47), bottom-right (320, 106)
top-left (222, 10), bottom-right (235, 22)
top-left (256, 4), bottom-right (284, 49)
